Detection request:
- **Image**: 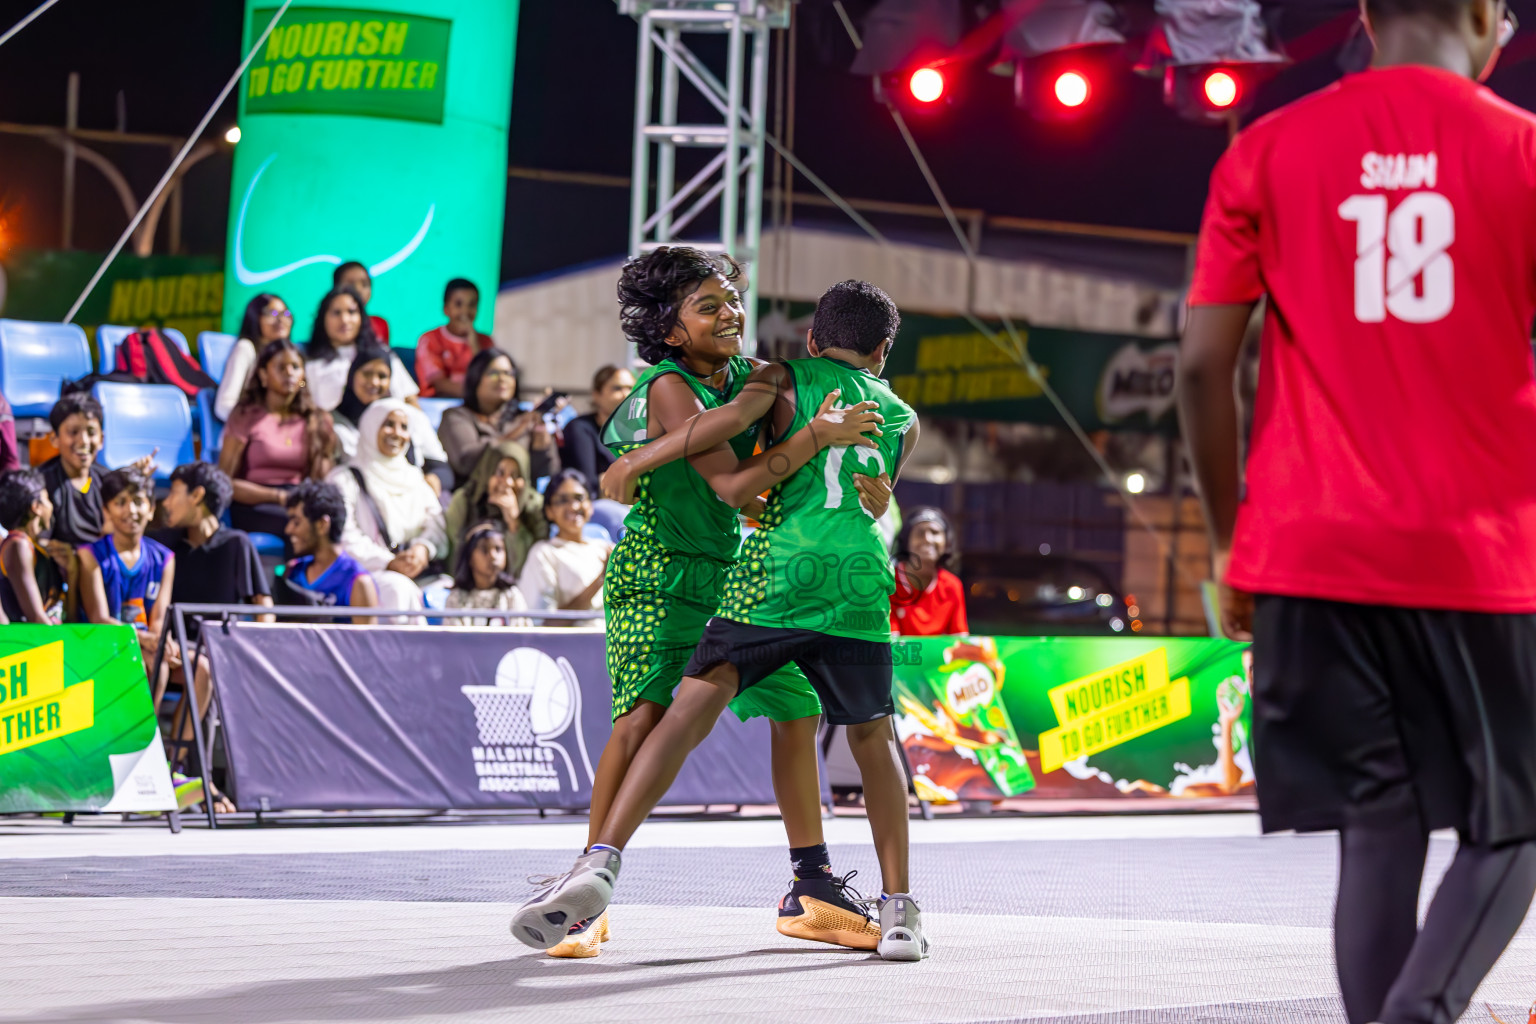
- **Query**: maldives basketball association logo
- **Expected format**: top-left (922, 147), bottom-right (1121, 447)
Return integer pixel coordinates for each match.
top-left (461, 648), bottom-right (595, 795)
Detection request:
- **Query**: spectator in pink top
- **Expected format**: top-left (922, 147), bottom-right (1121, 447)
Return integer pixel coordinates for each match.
top-left (0, 393), bottom-right (19, 475)
top-left (415, 278), bottom-right (493, 398)
top-left (220, 339), bottom-right (336, 541)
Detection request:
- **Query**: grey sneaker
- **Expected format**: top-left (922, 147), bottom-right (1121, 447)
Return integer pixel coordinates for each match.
top-left (510, 847), bottom-right (622, 950)
top-left (876, 893), bottom-right (930, 961)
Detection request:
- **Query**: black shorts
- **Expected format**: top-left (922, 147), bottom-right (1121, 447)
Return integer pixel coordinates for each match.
top-left (684, 617), bottom-right (895, 726)
top-left (1252, 595), bottom-right (1536, 845)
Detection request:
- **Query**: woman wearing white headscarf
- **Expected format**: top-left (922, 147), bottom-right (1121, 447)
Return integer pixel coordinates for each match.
top-left (326, 398), bottom-right (449, 611)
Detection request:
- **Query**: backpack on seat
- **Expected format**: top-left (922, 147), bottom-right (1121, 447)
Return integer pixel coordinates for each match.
top-left (113, 328), bottom-right (216, 399)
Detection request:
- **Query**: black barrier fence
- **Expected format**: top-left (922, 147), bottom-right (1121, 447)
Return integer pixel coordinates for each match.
top-left (165, 604), bottom-right (820, 828)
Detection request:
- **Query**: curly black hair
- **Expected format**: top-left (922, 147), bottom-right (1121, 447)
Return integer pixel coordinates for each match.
top-left (810, 280), bottom-right (901, 357)
top-left (617, 246), bottom-right (744, 365)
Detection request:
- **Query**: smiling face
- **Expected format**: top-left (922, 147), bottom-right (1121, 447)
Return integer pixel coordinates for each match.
top-left (475, 355), bottom-right (518, 414)
top-left (337, 265), bottom-right (372, 306)
top-left (489, 456), bottom-right (524, 499)
top-left (910, 521), bottom-right (947, 568)
top-left (325, 293), bottom-right (363, 346)
top-left (445, 287), bottom-right (479, 336)
top-left (259, 348), bottom-right (306, 401)
top-left (260, 298), bottom-right (293, 343)
top-left (545, 476), bottom-right (592, 539)
top-left (284, 503), bottom-right (321, 556)
top-left (104, 486), bottom-right (152, 542)
top-left (54, 412), bottom-right (103, 477)
top-left (30, 487), bottom-right (54, 534)
top-left (666, 274), bottom-right (744, 369)
top-left (593, 369), bottom-right (636, 421)
top-left (351, 357), bottom-right (391, 406)
top-left (375, 410), bottom-right (412, 459)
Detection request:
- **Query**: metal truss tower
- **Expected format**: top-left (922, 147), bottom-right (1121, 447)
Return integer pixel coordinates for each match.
top-left (617, 0), bottom-right (790, 350)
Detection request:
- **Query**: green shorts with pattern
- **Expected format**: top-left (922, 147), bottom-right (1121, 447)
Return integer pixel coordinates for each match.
top-left (605, 531), bottom-right (821, 723)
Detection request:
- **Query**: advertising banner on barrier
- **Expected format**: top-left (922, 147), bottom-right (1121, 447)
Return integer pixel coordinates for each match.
top-left (205, 623), bottom-right (781, 812)
top-left (892, 635), bottom-right (1252, 803)
top-left (0, 625), bottom-right (176, 814)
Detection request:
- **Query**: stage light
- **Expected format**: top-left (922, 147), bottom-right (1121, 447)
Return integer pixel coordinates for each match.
top-left (909, 67), bottom-right (945, 103)
top-left (1053, 71), bottom-right (1089, 108)
top-left (1125, 471), bottom-right (1147, 494)
top-left (224, 126), bottom-right (241, 145)
top-left (1203, 70), bottom-right (1238, 108)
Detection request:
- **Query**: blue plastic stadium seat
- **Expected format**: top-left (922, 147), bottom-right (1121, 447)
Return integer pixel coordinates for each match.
top-left (0, 319), bottom-right (93, 420)
top-left (415, 397), bottom-right (458, 431)
top-left (97, 324), bottom-right (191, 375)
top-left (197, 332), bottom-right (238, 385)
top-left (195, 389), bottom-right (224, 464)
top-left (590, 499), bottom-right (628, 543)
top-left (249, 532), bottom-right (286, 557)
top-left (91, 382), bottom-right (194, 482)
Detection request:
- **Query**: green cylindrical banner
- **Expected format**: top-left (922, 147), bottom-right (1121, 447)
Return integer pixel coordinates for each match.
top-left (223, 2), bottom-right (518, 347)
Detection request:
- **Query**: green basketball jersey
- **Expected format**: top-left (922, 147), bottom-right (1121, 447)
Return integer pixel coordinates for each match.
top-left (602, 355), bottom-right (762, 563)
top-left (717, 357), bottom-right (917, 641)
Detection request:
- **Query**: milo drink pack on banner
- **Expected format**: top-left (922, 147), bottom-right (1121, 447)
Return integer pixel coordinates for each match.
top-left (892, 636), bottom-right (1036, 801)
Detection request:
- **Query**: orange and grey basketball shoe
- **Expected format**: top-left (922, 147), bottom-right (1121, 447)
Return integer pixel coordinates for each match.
top-left (775, 870), bottom-right (881, 950)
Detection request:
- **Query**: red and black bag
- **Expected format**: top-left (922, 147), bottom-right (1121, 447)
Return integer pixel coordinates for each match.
top-left (113, 327), bottom-right (216, 399)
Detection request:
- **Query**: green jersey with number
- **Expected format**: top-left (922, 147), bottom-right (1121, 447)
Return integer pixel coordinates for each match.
top-left (602, 355), bottom-right (762, 563)
top-left (717, 356), bottom-right (916, 641)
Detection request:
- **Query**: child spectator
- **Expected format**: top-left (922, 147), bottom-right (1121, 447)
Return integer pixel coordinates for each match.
top-left (153, 462), bottom-right (274, 618)
top-left (38, 391), bottom-right (108, 551)
top-left (328, 399), bottom-right (446, 611)
top-left (334, 261), bottom-right (390, 344)
top-left (445, 523), bottom-right (529, 627)
top-left (890, 507), bottom-right (968, 637)
top-left (282, 481), bottom-right (379, 624)
top-left (0, 469), bottom-right (62, 623)
top-left (304, 286), bottom-right (416, 412)
top-left (445, 440), bottom-right (544, 577)
top-left (439, 349), bottom-right (561, 488)
top-left (415, 278), bottom-right (494, 398)
top-left (214, 292), bottom-right (294, 421)
top-left (558, 364), bottom-right (634, 484)
top-left (220, 339), bottom-right (336, 540)
top-left (518, 468), bottom-right (609, 630)
top-left (77, 469), bottom-right (173, 631)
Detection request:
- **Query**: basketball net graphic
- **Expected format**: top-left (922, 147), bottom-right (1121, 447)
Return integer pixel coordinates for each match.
top-left (461, 648), bottom-right (595, 790)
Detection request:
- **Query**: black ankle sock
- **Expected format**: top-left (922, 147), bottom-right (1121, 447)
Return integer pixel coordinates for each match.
top-left (790, 843), bottom-right (832, 882)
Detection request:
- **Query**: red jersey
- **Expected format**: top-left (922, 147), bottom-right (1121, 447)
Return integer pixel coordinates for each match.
top-left (1190, 65), bottom-right (1536, 613)
top-left (890, 566), bottom-right (969, 636)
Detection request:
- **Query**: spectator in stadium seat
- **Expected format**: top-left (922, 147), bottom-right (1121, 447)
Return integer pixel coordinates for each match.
top-left (445, 439), bottom-right (544, 577)
top-left (518, 468), bottom-right (609, 630)
top-left (0, 469), bottom-right (62, 623)
top-left (890, 507), bottom-right (968, 637)
top-left (438, 349), bottom-right (561, 488)
top-left (445, 522), bottom-right (530, 627)
top-left (303, 286), bottom-right (417, 413)
top-left (282, 481), bottom-right (378, 624)
top-left (334, 261), bottom-right (390, 344)
top-left (154, 462), bottom-right (274, 620)
top-left (214, 292), bottom-right (293, 421)
top-left (559, 364), bottom-right (634, 485)
top-left (332, 346), bottom-right (453, 494)
top-left (415, 278), bottom-right (495, 398)
top-left (221, 339), bottom-right (337, 541)
top-left (327, 399), bottom-right (447, 611)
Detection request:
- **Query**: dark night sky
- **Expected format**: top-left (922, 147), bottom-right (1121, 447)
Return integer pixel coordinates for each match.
top-left (5, 0), bottom-right (1536, 284)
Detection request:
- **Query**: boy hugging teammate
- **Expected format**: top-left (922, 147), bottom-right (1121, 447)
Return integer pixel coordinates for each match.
top-left (512, 280), bottom-right (930, 961)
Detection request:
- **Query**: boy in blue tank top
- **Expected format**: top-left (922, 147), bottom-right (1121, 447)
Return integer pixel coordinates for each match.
top-left (77, 469), bottom-right (174, 632)
top-left (282, 481), bottom-right (379, 624)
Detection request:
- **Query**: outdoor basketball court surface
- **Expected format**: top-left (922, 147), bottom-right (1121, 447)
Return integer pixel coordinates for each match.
top-left (3, 812), bottom-right (1533, 1023)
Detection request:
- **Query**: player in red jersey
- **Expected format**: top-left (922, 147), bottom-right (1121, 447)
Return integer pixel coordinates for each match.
top-left (1179, 0), bottom-right (1535, 1020)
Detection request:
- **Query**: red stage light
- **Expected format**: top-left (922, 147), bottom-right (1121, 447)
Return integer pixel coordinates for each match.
top-left (1053, 71), bottom-right (1090, 108)
top-left (909, 67), bottom-right (945, 103)
top-left (1203, 70), bottom-right (1239, 108)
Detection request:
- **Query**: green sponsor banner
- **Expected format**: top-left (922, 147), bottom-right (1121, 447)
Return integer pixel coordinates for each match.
top-left (248, 7), bottom-right (450, 124)
top-left (881, 313), bottom-right (1179, 433)
top-left (0, 625), bottom-right (175, 813)
top-left (226, 0), bottom-right (517, 348)
top-left (892, 635), bottom-right (1251, 802)
top-left (0, 248), bottom-right (225, 349)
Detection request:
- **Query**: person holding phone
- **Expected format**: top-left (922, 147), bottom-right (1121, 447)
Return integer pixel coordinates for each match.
top-left (438, 349), bottom-right (564, 489)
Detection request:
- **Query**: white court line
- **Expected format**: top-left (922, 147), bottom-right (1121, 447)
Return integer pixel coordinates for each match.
top-left (0, 813), bottom-right (1266, 860)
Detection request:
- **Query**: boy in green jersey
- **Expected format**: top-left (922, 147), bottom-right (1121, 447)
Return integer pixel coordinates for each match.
top-left (514, 281), bottom-right (931, 963)
top-left (530, 249), bottom-right (888, 958)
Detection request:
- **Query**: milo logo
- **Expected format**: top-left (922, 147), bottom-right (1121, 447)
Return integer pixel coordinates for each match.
top-left (946, 663), bottom-right (996, 716)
